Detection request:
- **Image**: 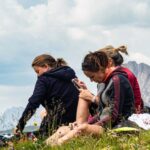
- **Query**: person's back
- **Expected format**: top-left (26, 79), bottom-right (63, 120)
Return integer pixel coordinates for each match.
top-left (38, 66), bottom-right (79, 131)
top-left (15, 54), bottom-right (79, 136)
top-left (118, 66), bottom-right (143, 112)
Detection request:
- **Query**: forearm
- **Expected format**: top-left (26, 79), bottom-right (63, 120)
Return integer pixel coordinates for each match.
top-left (17, 102), bottom-right (36, 132)
top-left (79, 89), bottom-right (100, 104)
top-left (76, 98), bottom-right (90, 124)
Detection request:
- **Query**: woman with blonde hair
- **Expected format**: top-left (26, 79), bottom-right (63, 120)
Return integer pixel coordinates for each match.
top-left (100, 45), bottom-right (143, 113)
top-left (73, 45), bottom-right (142, 127)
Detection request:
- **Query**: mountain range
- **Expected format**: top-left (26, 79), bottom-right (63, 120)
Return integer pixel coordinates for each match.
top-left (0, 106), bottom-right (42, 132)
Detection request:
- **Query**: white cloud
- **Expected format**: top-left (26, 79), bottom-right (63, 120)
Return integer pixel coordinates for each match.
top-left (68, 0), bottom-right (150, 26)
top-left (127, 52), bottom-right (150, 65)
top-left (0, 0), bottom-right (150, 113)
top-left (68, 27), bottom-right (87, 40)
top-left (0, 0), bottom-right (150, 38)
top-left (0, 85), bottom-right (33, 113)
top-left (0, 0), bottom-right (150, 72)
top-left (0, 0), bottom-right (149, 46)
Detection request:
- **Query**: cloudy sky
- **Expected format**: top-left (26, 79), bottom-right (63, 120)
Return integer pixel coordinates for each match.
top-left (0, 0), bottom-right (150, 113)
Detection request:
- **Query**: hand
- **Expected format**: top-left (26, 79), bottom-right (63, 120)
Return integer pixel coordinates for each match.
top-left (40, 109), bottom-right (47, 119)
top-left (73, 78), bottom-right (87, 89)
top-left (13, 127), bottom-right (21, 136)
top-left (79, 89), bottom-right (94, 102)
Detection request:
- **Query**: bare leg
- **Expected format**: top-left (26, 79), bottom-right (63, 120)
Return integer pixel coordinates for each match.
top-left (79, 124), bottom-right (104, 136)
top-left (76, 98), bottom-right (90, 124)
top-left (56, 124), bottom-right (104, 146)
top-left (56, 128), bottom-right (79, 146)
top-left (45, 126), bottom-right (71, 145)
top-left (46, 98), bottom-right (91, 146)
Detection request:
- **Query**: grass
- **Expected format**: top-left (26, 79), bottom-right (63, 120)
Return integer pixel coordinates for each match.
top-left (1, 130), bottom-right (150, 150)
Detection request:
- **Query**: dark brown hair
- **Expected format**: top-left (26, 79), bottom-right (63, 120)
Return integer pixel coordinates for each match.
top-left (32, 54), bottom-right (67, 68)
top-left (82, 51), bottom-right (109, 72)
top-left (99, 45), bottom-right (128, 66)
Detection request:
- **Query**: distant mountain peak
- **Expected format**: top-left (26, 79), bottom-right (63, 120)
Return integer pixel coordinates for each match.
top-left (124, 61), bottom-right (150, 107)
top-left (0, 107), bottom-right (42, 131)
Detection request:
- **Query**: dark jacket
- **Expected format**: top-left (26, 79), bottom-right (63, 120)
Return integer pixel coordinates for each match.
top-left (117, 66), bottom-right (143, 112)
top-left (17, 66), bottom-right (79, 132)
top-left (90, 68), bottom-right (134, 128)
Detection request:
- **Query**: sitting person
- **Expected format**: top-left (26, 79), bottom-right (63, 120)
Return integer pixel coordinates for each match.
top-left (100, 45), bottom-right (143, 113)
top-left (46, 50), bottom-right (134, 146)
top-left (76, 45), bottom-right (143, 125)
top-left (14, 54), bottom-right (79, 137)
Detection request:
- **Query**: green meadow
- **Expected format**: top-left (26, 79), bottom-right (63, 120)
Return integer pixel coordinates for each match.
top-left (1, 129), bottom-right (150, 150)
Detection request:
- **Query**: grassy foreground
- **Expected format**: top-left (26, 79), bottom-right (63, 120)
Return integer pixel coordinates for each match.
top-left (1, 130), bottom-right (150, 150)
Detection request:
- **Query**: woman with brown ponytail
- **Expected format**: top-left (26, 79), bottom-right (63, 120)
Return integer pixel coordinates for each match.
top-left (46, 51), bottom-right (134, 146)
top-left (14, 54), bottom-right (79, 137)
top-left (100, 45), bottom-right (143, 113)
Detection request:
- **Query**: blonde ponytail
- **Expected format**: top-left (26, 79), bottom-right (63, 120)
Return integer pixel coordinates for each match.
top-left (99, 45), bottom-right (129, 66)
top-left (115, 45), bottom-right (128, 55)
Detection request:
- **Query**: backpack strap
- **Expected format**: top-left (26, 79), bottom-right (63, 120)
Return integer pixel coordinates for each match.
top-left (94, 75), bottom-right (121, 127)
top-left (111, 75), bottom-right (120, 121)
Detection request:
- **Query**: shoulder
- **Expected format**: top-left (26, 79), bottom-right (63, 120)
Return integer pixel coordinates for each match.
top-left (108, 74), bottom-right (130, 90)
top-left (121, 67), bottom-right (136, 79)
top-left (36, 75), bottom-right (51, 85)
top-left (112, 74), bottom-right (129, 84)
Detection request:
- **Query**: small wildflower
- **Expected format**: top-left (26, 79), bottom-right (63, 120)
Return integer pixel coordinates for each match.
top-left (33, 122), bottom-right (38, 126)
